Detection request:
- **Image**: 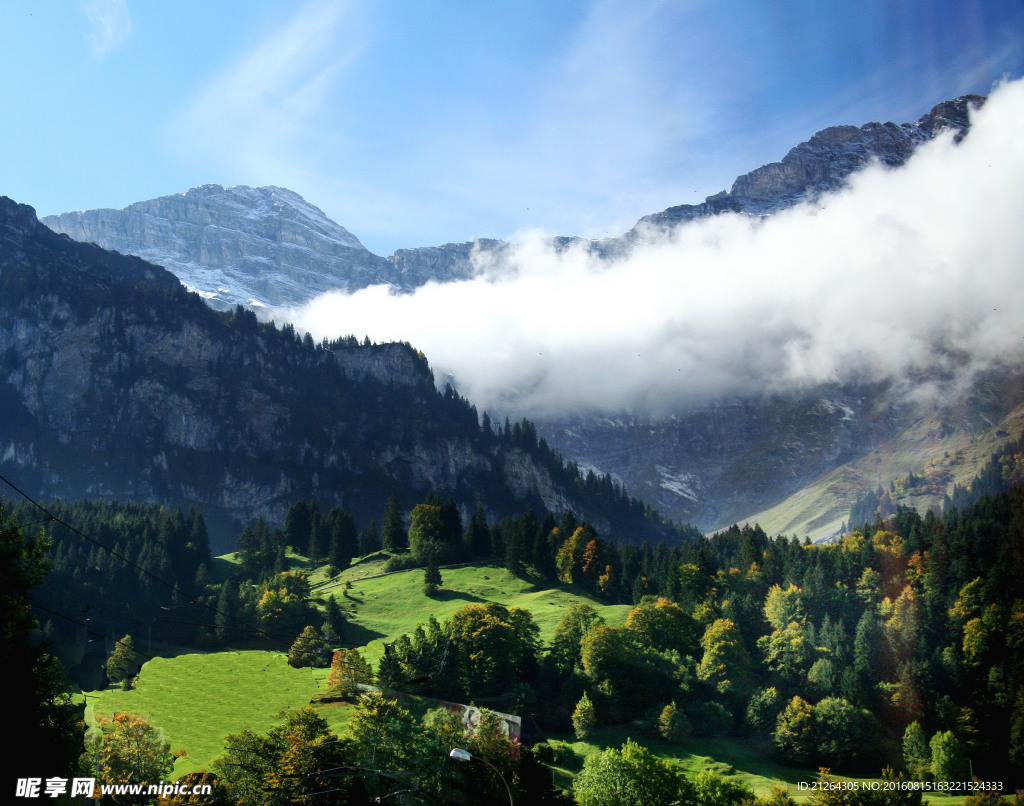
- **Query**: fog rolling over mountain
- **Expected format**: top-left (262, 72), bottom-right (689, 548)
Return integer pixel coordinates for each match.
top-left (40, 80), bottom-right (1024, 539)
top-left (291, 82), bottom-right (1024, 535)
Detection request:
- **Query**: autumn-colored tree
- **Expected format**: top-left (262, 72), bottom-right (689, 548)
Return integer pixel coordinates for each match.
top-left (287, 625), bottom-right (329, 668)
top-left (216, 707), bottom-right (357, 806)
top-left (773, 696), bottom-right (815, 765)
top-left (447, 602), bottom-right (539, 697)
top-left (91, 712), bottom-right (174, 791)
top-left (256, 571), bottom-right (313, 636)
top-left (325, 648), bottom-right (374, 697)
top-left (698, 618), bottom-right (755, 699)
top-left (763, 584), bottom-right (806, 630)
top-left (626, 595), bottom-right (699, 655)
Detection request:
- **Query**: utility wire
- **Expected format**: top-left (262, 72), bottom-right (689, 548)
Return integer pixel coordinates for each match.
top-left (30, 602), bottom-right (157, 662)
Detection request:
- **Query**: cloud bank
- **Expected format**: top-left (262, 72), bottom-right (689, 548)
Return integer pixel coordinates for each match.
top-left (290, 78), bottom-right (1024, 419)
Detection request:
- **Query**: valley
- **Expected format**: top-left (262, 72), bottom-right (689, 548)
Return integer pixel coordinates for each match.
top-left (2, 78), bottom-right (1021, 806)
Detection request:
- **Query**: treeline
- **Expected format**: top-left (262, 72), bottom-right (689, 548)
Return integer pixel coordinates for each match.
top-left (220, 306), bottom-right (671, 544)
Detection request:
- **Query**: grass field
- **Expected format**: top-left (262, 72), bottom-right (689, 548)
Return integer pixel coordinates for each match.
top-left (322, 563), bottom-right (632, 650)
top-left (80, 561), bottom-right (630, 776)
top-left (81, 651), bottom-right (355, 778)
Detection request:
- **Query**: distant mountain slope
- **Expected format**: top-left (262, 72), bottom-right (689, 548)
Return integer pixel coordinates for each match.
top-left (0, 195), bottom-right (668, 546)
top-left (724, 380), bottom-right (1024, 542)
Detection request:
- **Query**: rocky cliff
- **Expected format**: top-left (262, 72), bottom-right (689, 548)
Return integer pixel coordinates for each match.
top-left (1, 196), bottom-right (664, 545)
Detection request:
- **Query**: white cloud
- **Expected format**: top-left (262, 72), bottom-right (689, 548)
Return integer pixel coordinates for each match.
top-left (81, 0), bottom-right (131, 57)
top-left (289, 77), bottom-right (1024, 421)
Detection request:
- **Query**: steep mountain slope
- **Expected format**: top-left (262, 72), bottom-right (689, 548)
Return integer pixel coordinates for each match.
top-left (42, 185), bottom-right (396, 311)
top-left (0, 195), bottom-right (665, 547)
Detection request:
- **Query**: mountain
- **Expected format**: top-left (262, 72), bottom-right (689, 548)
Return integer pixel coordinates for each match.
top-left (41, 185), bottom-right (397, 311)
top-left (0, 195), bottom-right (669, 551)
top-left (543, 371), bottom-right (1024, 541)
top-left (37, 93), bottom-right (1009, 542)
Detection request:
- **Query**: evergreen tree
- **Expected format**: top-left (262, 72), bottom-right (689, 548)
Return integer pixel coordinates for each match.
top-left (381, 495), bottom-right (406, 552)
top-left (106, 635), bottom-right (140, 687)
top-left (287, 625), bottom-right (330, 669)
top-left (423, 562), bottom-right (442, 597)
top-left (464, 504), bottom-right (490, 556)
top-left (573, 692), bottom-right (597, 740)
top-left (358, 520), bottom-right (380, 556)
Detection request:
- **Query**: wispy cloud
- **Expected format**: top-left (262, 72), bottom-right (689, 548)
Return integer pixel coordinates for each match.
top-left (168, 0), bottom-right (362, 186)
top-left (81, 0), bottom-right (132, 57)
top-left (290, 78), bottom-right (1024, 419)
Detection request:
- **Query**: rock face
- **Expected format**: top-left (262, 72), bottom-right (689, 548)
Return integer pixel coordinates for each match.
top-left (1, 196), bottom-right (665, 545)
top-left (386, 240), bottom-right (506, 286)
top-left (42, 185), bottom-right (396, 311)
top-left (540, 387), bottom-right (894, 532)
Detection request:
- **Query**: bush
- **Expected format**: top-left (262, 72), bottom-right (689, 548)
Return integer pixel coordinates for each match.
top-left (686, 700), bottom-right (733, 737)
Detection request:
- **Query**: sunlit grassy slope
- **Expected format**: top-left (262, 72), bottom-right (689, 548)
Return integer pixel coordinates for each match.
top-left (81, 562), bottom-right (629, 776)
top-left (739, 401), bottom-right (1024, 542)
top-left (320, 563), bottom-right (631, 650)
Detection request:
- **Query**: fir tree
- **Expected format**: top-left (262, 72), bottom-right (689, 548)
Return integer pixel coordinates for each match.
top-left (382, 495), bottom-right (406, 552)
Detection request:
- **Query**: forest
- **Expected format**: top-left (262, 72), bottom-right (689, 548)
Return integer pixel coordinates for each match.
top-left (3, 439), bottom-right (1023, 804)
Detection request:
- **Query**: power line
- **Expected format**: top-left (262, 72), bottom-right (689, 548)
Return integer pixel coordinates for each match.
top-left (30, 602), bottom-right (157, 662)
top-left (0, 471), bottom-right (275, 643)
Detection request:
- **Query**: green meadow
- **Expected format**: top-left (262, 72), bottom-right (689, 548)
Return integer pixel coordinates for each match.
top-left (78, 560), bottom-right (969, 802)
top-left (322, 562), bottom-right (632, 648)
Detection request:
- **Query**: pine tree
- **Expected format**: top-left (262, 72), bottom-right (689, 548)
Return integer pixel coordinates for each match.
top-left (382, 495), bottom-right (406, 552)
top-left (423, 562), bottom-right (442, 597)
top-left (358, 520), bottom-right (380, 556)
top-left (572, 692), bottom-right (597, 740)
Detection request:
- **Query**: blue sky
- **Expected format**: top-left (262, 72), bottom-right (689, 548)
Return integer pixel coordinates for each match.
top-left (2, 0), bottom-right (1022, 255)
